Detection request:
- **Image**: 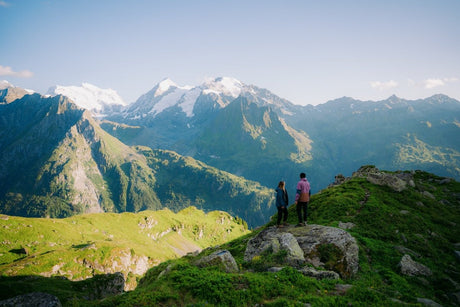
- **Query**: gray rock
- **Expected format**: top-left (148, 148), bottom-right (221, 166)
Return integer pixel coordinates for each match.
top-left (267, 267), bottom-right (284, 272)
top-left (0, 292), bottom-right (61, 307)
top-left (422, 191), bottom-right (435, 199)
top-left (333, 284), bottom-right (353, 295)
top-left (196, 250), bottom-right (239, 273)
top-left (416, 298), bottom-right (443, 307)
top-left (338, 221), bottom-right (355, 230)
top-left (244, 227), bottom-right (305, 267)
top-left (454, 250), bottom-right (460, 262)
top-left (299, 267), bottom-right (340, 280)
top-left (352, 165), bottom-right (410, 192)
top-left (244, 224), bottom-right (359, 278)
top-left (293, 224), bottom-right (359, 278)
top-left (398, 255), bottom-right (432, 276)
top-left (438, 178), bottom-right (452, 185)
top-left (400, 234), bottom-right (408, 243)
top-left (157, 263), bottom-right (175, 280)
top-left (394, 245), bottom-right (420, 258)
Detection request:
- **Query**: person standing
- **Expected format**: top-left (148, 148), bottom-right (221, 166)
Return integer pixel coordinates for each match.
top-left (275, 181), bottom-right (289, 228)
top-left (295, 173), bottom-right (311, 226)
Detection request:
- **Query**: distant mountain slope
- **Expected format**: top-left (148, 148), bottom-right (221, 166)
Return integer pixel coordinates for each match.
top-left (103, 78), bottom-right (460, 191)
top-left (0, 94), bottom-right (161, 217)
top-left (104, 78), bottom-right (312, 189)
top-left (140, 147), bottom-right (274, 227)
top-left (288, 94), bottom-right (460, 184)
top-left (0, 94), bottom-right (275, 226)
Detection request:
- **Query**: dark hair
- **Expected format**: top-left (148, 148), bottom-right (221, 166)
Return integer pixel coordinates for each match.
top-left (300, 172), bottom-right (306, 178)
top-left (278, 181), bottom-right (285, 189)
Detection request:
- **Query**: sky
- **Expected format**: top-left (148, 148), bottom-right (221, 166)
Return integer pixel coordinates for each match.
top-left (1, 0), bottom-right (459, 105)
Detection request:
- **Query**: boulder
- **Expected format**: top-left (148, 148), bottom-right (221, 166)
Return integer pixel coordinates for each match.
top-left (195, 250), bottom-right (239, 273)
top-left (244, 227), bottom-right (305, 267)
top-left (299, 267), bottom-right (340, 280)
top-left (0, 292), bottom-right (61, 307)
top-left (292, 225), bottom-right (359, 278)
top-left (398, 254), bottom-right (432, 276)
top-left (416, 298), bottom-right (443, 307)
top-left (244, 225), bottom-right (359, 278)
top-left (352, 165), bottom-right (410, 192)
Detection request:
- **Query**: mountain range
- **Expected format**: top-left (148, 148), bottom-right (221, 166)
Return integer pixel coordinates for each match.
top-left (0, 91), bottom-right (273, 227)
top-left (100, 77), bottom-right (460, 191)
top-left (1, 78), bottom-right (459, 227)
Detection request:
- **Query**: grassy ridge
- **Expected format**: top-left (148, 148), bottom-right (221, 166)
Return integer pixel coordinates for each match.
top-left (95, 169), bottom-right (460, 306)
top-left (1, 168), bottom-right (458, 306)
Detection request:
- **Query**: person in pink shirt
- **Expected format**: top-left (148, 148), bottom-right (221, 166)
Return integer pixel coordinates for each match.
top-left (294, 172), bottom-right (311, 226)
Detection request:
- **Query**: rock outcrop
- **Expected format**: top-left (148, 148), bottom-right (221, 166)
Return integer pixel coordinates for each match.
top-left (195, 250), bottom-right (239, 273)
top-left (0, 292), bottom-right (61, 307)
top-left (244, 230), bottom-right (305, 267)
top-left (244, 224), bottom-right (359, 278)
top-left (398, 254), bottom-right (432, 277)
top-left (85, 272), bottom-right (125, 300)
top-left (352, 165), bottom-right (411, 192)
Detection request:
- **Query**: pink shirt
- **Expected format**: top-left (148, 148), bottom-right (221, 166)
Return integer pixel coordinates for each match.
top-left (295, 178), bottom-right (310, 201)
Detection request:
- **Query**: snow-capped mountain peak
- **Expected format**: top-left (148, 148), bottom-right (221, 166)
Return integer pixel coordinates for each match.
top-left (123, 76), bottom-right (297, 121)
top-left (203, 77), bottom-right (243, 98)
top-left (47, 83), bottom-right (127, 114)
top-left (0, 80), bottom-right (14, 90)
top-left (0, 80), bottom-right (35, 94)
top-left (154, 78), bottom-right (178, 97)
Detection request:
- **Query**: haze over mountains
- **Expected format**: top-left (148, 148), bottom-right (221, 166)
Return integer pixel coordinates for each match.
top-left (1, 78), bottom-right (459, 227)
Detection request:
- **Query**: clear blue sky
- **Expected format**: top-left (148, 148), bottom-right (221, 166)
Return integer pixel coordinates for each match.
top-left (1, 0), bottom-right (459, 105)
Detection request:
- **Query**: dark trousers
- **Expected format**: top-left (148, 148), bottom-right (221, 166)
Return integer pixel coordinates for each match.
top-left (296, 201), bottom-right (308, 223)
top-left (277, 206), bottom-right (288, 225)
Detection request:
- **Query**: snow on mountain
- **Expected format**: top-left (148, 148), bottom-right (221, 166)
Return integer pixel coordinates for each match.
top-left (202, 77), bottom-right (243, 98)
top-left (154, 78), bottom-right (179, 97)
top-left (0, 80), bottom-right (14, 90)
top-left (124, 76), bottom-right (296, 120)
top-left (0, 80), bottom-right (34, 94)
top-left (47, 83), bottom-right (127, 113)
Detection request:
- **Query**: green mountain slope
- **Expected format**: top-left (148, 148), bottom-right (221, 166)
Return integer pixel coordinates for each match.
top-left (0, 94), bottom-right (161, 217)
top-left (193, 97), bottom-right (313, 183)
top-left (140, 147), bottom-right (274, 227)
top-left (0, 207), bottom-right (249, 293)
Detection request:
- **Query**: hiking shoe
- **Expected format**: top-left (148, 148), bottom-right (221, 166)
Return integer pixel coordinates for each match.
top-left (295, 223), bottom-right (303, 227)
top-left (277, 224), bottom-right (284, 228)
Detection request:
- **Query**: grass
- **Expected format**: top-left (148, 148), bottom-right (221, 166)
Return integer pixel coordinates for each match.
top-left (1, 168), bottom-right (459, 306)
top-left (0, 207), bottom-right (250, 298)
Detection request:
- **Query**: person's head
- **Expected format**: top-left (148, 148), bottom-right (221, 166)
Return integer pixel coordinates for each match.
top-left (278, 181), bottom-right (285, 189)
top-left (300, 172), bottom-right (306, 179)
